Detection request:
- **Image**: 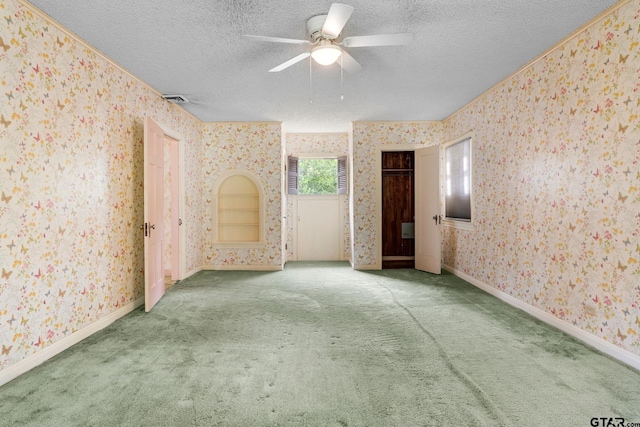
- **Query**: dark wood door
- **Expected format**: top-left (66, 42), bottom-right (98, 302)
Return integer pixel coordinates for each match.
top-left (381, 151), bottom-right (415, 268)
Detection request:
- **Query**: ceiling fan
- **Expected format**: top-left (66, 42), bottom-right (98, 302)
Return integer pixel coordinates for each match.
top-left (245, 3), bottom-right (413, 73)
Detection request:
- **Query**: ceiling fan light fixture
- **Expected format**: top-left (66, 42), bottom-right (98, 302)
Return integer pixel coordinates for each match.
top-left (311, 43), bottom-right (342, 66)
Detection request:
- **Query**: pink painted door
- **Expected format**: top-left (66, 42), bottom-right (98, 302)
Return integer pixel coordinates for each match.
top-left (415, 145), bottom-right (441, 274)
top-left (144, 117), bottom-right (165, 311)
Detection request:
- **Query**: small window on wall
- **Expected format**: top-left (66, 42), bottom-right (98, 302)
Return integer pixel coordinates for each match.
top-left (444, 137), bottom-right (472, 222)
top-left (288, 156), bottom-right (347, 195)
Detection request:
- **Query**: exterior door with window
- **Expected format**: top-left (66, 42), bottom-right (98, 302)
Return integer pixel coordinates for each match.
top-left (415, 145), bottom-right (441, 274)
top-left (288, 156), bottom-right (347, 261)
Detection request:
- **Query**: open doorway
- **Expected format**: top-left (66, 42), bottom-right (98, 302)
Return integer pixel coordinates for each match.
top-left (381, 151), bottom-right (415, 269)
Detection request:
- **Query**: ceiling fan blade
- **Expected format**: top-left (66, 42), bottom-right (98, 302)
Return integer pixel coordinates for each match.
top-left (245, 35), bottom-right (311, 45)
top-left (269, 52), bottom-right (311, 72)
top-left (342, 33), bottom-right (414, 48)
top-left (339, 50), bottom-right (362, 74)
top-left (322, 3), bottom-right (354, 39)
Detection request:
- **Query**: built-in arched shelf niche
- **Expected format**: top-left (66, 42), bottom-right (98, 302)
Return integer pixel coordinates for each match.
top-left (213, 170), bottom-right (265, 248)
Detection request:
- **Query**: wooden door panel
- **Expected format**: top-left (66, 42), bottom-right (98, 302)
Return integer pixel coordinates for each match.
top-left (381, 151), bottom-right (415, 268)
top-left (381, 173), bottom-right (414, 257)
top-left (382, 151), bottom-right (414, 170)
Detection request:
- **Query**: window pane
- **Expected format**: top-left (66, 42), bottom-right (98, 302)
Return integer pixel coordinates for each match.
top-left (445, 138), bottom-right (471, 221)
top-left (298, 159), bottom-right (338, 195)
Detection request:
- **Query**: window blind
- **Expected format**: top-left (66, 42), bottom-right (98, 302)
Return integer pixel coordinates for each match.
top-left (337, 156), bottom-right (347, 195)
top-left (287, 156), bottom-right (298, 195)
top-left (445, 138), bottom-right (471, 221)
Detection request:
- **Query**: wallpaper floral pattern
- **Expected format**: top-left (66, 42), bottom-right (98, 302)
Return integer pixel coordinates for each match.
top-left (201, 123), bottom-right (283, 268)
top-left (0, 0), bottom-right (202, 370)
top-left (443, 1), bottom-right (640, 355)
top-left (351, 122), bottom-right (443, 267)
top-left (2, 0), bottom-right (639, 377)
top-left (285, 133), bottom-right (350, 261)
top-left (286, 133), bottom-right (349, 156)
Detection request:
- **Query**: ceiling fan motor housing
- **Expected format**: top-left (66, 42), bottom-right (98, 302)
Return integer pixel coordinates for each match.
top-left (306, 14), bottom-right (333, 41)
top-left (246, 3), bottom-right (411, 73)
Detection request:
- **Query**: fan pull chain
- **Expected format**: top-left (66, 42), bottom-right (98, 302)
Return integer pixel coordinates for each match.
top-left (340, 54), bottom-right (344, 100)
top-left (309, 55), bottom-right (313, 104)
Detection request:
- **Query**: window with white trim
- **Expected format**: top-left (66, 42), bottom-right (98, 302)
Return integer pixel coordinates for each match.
top-left (444, 137), bottom-right (472, 222)
top-left (288, 156), bottom-right (347, 195)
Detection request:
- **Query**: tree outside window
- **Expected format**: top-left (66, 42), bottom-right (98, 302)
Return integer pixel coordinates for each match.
top-left (299, 159), bottom-right (337, 194)
top-left (287, 156), bottom-right (347, 195)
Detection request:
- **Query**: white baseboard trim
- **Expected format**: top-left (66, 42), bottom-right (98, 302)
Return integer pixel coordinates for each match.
top-left (443, 264), bottom-right (640, 371)
top-left (183, 267), bottom-right (201, 280)
top-left (0, 297), bottom-right (144, 387)
top-left (201, 264), bottom-right (283, 271)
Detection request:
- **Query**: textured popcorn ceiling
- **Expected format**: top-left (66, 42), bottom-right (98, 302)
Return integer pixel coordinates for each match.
top-left (27, 0), bottom-right (619, 132)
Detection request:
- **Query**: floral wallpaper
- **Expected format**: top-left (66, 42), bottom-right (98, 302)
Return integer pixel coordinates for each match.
top-left (201, 122), bottom-right (283, 268)
top-left (443, 1), bottom-right (640, 356)
top-left (286, 133), bottom-right (349, 155)
top-left (351, 122), bottom-right (443, 267)
top-left (0, 0), bottom-right (202, 371)
top-left (285, 133), bottom-right (350, 261)
top-left (1, 0), bottom-right (638, 377)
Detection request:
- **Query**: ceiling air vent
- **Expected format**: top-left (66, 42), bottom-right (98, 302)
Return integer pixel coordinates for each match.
top-left (162, 94), bottom-right (189, 104)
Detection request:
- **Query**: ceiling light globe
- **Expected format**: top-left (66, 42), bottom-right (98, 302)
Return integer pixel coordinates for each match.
top-left (311, 45), bottom-right (342, 66)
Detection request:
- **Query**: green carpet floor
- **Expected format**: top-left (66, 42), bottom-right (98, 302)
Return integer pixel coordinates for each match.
top-left (1, 262), bottom-right (639, 426)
